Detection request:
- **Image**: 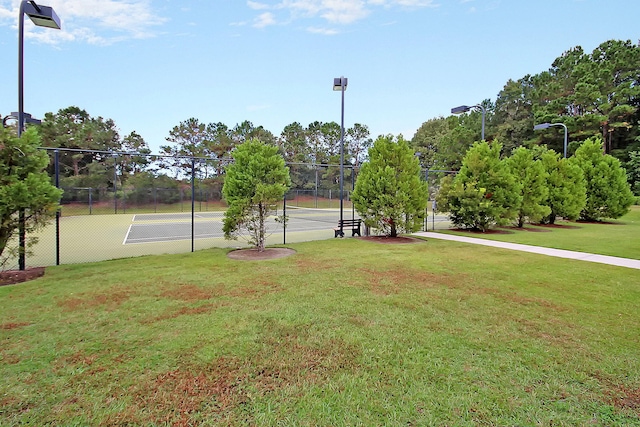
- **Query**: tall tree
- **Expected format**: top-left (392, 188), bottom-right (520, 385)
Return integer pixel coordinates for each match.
top-left (346, 123), bottom-right (372, 169)
top-left (39, 106), bottom-right (120, 179)
top-left (352, 135), bottom-right (427, 237)
top-left (0, 127), bottom-right (62, 268)
top-left (222, 139), bottom-right (291, 251)
top-left (627, 150), bottom-right (640, 195)
top-left (160, 118), bottom-right (212, 179)
top-left (120, 131), bottom-right (151, 180)
top-left (536, 147), bottom-right (586, 224)
top-left (278, 122), bottom-right (309, 163)
top-left (505, 146), bottom-right (550, 227)
top-left (437, 141), bottom-right (520, 231)
top-left (231, 120), bottom-right (276, 145)
top-left (573, 137), bottom-right (635, 221)
top-left (411, 115), bottom-right (477, 172)
top-left (494, 77), bottom-right (536, 153)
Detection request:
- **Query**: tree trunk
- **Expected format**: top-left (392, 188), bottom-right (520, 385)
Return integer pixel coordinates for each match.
top-left (257, 202), bottom-right (265, 252)
top-left (390, 220), bottom-right (397, 238)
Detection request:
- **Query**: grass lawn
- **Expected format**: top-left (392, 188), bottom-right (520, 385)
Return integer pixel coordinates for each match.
top-left (438, 206), bottom-right (640, 260)
top-left (1, 237), bottom-right (639, 425)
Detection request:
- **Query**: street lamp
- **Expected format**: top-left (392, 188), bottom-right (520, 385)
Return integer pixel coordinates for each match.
top-left (17, 0), bottom-right (60, 270)
top-left (451, 104), bottom-right (486, 141)
top-left (18, 0), bottom-right (61, 138)
top-left (333, 76), bottom-right (347, 237)
top-left (534, 122), bottom-right (568, 158)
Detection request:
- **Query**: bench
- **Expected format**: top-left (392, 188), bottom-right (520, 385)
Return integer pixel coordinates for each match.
top-left (334, 219), bottom-right (362, 238)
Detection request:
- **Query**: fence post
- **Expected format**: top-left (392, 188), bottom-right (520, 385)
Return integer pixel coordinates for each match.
top-left (283, 195), bottom-right (287, 245)
top-left (191, 158), bottom-right (195, 252)
top-left (55, 150), bottom-right (60, 265)
top-left (113, 154), bottom-right (118, 214)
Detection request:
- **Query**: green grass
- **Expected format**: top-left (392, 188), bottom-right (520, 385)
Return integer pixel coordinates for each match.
top-left (1, 237), bottom-right (639, 425)
top-left (438, 206), bottom-right (640, 260)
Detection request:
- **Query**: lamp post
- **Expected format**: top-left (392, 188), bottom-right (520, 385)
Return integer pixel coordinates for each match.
top-left (451, 104), bottom-right (486, 141)
top-left (534, 122), bottom-right (568, 158)
top-left (17, 0), bottom-right (61, 270)
top-left (333, 76), bottom-right (348, 237)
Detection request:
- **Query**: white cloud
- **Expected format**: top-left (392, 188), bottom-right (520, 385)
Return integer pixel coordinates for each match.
top-left (247, 1), bottom-right (271, 10)
top-left (243, 0), bottom-right (438, 31)
top-left (253, 12), bottom-right (276, 28)
top-left (306, 26), bottom-right (340, 35)
top-left (0, 0), bottom-right (167, 45)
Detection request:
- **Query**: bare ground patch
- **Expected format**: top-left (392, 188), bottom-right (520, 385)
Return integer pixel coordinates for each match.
top-left (161, 284), bottom-right (213, 302)
top-left (56, 288), bottom-right (132, 312)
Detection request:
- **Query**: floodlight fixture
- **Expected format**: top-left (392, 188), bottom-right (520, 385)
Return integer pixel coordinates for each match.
top-left (451, 103), bottom-right (486, 140)
top-left (333, 77), bottom-right (348, 91)
top-left (533, 122), bottom-right (568, 158)
top-left (23, 1), bottom-right (61, 29)
top-left (451, 105), bottom-right (472, 115)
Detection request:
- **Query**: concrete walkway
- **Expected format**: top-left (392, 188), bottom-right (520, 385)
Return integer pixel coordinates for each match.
top-left (413, 231), bottom-right (640, 270)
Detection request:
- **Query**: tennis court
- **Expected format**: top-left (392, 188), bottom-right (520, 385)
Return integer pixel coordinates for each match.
top-left (123, 207), bottom-right (347, 245)
top-left (19, 206), bottom-right (449, 268)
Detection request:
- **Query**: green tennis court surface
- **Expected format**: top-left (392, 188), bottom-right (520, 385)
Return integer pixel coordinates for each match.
top-left (124, 207), bottom-right (348, 244)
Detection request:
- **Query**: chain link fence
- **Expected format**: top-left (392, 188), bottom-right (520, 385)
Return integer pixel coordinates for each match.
top-left (3, 148), bottom-right (455, 270)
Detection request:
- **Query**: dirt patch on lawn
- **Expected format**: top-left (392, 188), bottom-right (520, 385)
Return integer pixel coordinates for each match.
top-left (227, 248), bottom-right (296, 261)
top-left (0, 267), bottom-right (45, 286)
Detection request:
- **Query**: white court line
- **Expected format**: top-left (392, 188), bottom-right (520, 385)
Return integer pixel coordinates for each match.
top-left (122, 224), bottom-right (134, 245)
top-left (125, 233), bottom-right (220, 244)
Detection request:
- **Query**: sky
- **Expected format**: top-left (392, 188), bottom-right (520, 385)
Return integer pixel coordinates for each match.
top-left (0, 0), bottom-right (639, 153)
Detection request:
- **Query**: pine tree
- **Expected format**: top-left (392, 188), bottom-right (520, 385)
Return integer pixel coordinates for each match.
top-left (1, 127), bottom-right (62, 267)
top-left (438, 141), bottom-right (520, 231)
top-left (573, 138), bottom-right (635, 221)
top-left (506, 147), bottom-right (550, 227)
top-left (222, 139), bottom-right (291, 251)
top-left (535, 147), bottom-right (586, 223)
top-left (352, 135), bottom-right (427, 237)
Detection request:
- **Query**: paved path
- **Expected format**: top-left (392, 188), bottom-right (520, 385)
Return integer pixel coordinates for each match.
top-left (414, 231), bottom-right (640, 270)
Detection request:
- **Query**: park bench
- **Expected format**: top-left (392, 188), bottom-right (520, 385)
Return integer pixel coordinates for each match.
top-left (334, 218), bottom-right (362, 238)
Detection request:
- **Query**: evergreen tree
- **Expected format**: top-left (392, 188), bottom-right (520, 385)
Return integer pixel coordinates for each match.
top-left (222, 139), bottom-right (291, 251)
top-left (505, 146), bottom-right (550, 227)
top-left (352, 135), bottom-right (427, 237)
top-left (573, 138), bottom-right (635, 221)
top-left (536, 147), bottom-right (586, 223)
top-left (437, 141), bottom-right (520, 231)
top-left (0, 127), bottom-right (62, 268)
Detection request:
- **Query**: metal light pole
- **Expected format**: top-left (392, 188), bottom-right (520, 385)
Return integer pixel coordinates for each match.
top-left (333, 76), bottom-right (348, 237)
top-left (17, 1), bottom-right (61, 270)
top-left (451, 104), bottom-right (486, 141)
top-left (534, 122), bottom-right (568, 158)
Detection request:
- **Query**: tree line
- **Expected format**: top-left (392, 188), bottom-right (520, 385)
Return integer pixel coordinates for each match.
top-left (33, 106), bottom-right (373, 202)
top-left (412, 39), bottom-right (640, 196)
top-left (6, 38), bottom-right (639, 199)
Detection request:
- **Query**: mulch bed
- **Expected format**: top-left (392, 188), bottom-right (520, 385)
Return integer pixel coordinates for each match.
top-left (0, 267), bottom-right (46, 286)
